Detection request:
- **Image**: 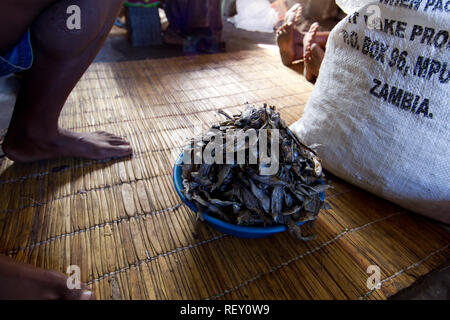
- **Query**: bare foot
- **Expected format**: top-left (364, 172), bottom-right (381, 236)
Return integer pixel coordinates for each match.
top-left (0, 255), bottom-right (94, 300)
top-left (277, 3), bottom-right (303, 33)
top-left (305, 43), bottom-right (325, 83)
top-left (276, 4), bottom-right (304, 66)
top-left (3, 128), bottom-right (132, 163)
top-left (303, 22), bottom-right (324, 82)
top-left (163, 26), bottom-right (185, 46)
top-left (303, 22), bottom-right (320, 61)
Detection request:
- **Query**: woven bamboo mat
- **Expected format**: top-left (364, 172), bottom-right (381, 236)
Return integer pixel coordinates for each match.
top-left (0, 49), bottom-right (448, 300)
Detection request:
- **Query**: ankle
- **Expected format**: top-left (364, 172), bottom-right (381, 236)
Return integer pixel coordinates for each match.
top-left (6, 124), bottom-right (58, 143)
top-left (3, 126), bottom-right (61, 157)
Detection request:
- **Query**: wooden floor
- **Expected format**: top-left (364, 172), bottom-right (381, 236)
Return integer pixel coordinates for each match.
top-left (0, 49), bottom-right (448, 300)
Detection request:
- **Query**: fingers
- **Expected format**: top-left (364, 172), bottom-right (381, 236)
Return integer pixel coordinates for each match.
top-left (63, 288), bottom-right (95, 300)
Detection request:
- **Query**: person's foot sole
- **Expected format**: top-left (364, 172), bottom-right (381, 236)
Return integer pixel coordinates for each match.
top-left (303, 22), bottom-right (320, 61)
top-left (277, 3), bottom-right (303, 34)
top-left (305, 43), bottom-right (325, 83)
top-left (303, 22), bottom-right (322, 82)
top-left (276, 4), bottom-right (304, 66)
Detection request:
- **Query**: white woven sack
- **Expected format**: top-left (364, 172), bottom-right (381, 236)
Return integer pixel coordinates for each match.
top-left (290, 0), bottom-right (449, 223)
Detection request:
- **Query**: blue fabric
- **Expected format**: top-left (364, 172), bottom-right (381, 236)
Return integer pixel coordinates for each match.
top-left (0, 30), bottom-right (33, 77)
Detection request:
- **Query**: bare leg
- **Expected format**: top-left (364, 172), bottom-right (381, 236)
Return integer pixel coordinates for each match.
top-left (0, 1), bottom-right (53, 54)
top-left (303, 22), bottom-right (327, 83)
top-left (0, 254), bottom-right (93, 300)
top-left (2, 0), bottom-right (132, 163)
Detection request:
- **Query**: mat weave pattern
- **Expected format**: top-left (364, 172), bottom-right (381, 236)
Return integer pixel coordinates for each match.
top-left (0, 49), bottom-right (448, 300)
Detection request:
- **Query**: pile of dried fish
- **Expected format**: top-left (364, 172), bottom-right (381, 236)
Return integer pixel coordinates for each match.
top-left (181, 104), bottom-right (329, 240)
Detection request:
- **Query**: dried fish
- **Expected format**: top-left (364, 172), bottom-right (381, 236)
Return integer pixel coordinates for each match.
top-left (181, 104), bottom-right (330, 240)
top-left (271, 186), bottom-right (284, 223)
top-left (249, 180), bottom-right (271, 214)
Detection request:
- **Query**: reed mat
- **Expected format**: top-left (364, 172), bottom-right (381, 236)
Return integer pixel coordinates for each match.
top-left (0, 49), bottom-right (448, 300)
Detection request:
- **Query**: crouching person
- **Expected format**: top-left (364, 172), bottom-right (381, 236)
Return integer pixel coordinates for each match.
top-left (0, 0), bottom-right (133, 299)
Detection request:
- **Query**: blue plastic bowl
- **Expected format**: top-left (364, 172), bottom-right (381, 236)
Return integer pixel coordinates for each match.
top-left (173, 152), bottom-right (325, 239)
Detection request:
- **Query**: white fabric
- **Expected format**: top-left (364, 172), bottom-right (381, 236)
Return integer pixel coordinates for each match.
top-left (336, 0), bottom-right (373, 13)
top-left (290, 0), bottom-right (450, 222)
top-left (229, 0), bottom-right (278, 33)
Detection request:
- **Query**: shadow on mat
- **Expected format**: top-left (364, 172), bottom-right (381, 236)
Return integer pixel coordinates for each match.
top-left (0, 155), bottom-right (132, 214)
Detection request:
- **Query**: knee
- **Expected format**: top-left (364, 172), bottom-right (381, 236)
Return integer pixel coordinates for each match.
top-left (31, 0), bottom-right (123, 57)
